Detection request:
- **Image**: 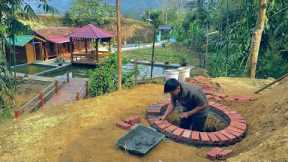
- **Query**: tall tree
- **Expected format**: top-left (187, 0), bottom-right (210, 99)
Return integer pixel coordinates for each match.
top-left (0, 0), bottom-right (54, 117)
top-left (68, 0), bottom-right (113, 25)
top-left (248, 0), bottom-right (267, 78)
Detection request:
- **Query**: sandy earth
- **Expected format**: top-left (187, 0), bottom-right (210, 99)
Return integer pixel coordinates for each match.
top-left (0, 78), bottom-right (287, 162)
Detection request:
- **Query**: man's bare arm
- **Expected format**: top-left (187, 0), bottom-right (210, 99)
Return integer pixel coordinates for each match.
top-left (180, 103), bottom-right (208, 118)
top-left (160, 99), bottom-right (175, 120)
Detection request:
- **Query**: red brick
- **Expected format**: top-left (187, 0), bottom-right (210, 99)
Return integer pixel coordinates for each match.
top-left (203, 89), bottom-right (215, 95)
top-left (225, 129), bottom-right (243, 138)
top-left (213, 103), bottom-right (227, 111)
top-left (207, 133), bottom-right (221, 143)
top-left (207, 147), bottom-right (223, 160)
top-left (153, 120), bottom-right (163, 125)
top-left (208, 101), bottom-right (216, 106)
top-left (116, 121), bottom-right (132, 130)
top-left (191, 131), bottom-right (200, 141)
top-left (181, 130), bottom-right (192, 139)
top-left (172, 128), bottom-right (184, 137)
top-left (227, 126), bottom-right (245, 134)
top-left (218, 149), bottom-right (233, 159)
top-left (164, 125), bottom-right (178, 133)
top-left (147, 116), bottom-right (158, 124)
top-left (147, 107), bottom-right (162, 115)
top-left (213, 132), bottom-right (229, 143)
top-left (214, 96), bottom-right (223, 102)
top-left (207, 95), bottom-right (214, 100)
top-left (124, 116), bottom-right (141, 125)
top-left (229, 123), bottom-right (247, 131)
top-left (220, 130), bottom-right (237, 141)
top-left (230, 124), bottom-right (247, 132)
top-left (230, 117), bottom-right (245, 123)
top-left (230, 120), bottom-right (247, 129)
top-left (157, 122), bottom-right (172, 130)
top-left (199, 132), bottom-right (210, 142)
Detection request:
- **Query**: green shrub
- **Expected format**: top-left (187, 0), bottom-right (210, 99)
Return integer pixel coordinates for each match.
top-left (88, 55), bottom-right (137, 97)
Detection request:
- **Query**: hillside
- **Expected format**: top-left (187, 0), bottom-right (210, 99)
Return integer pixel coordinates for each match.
top-left (30, 0), bottom-right (190, 18)
top-left (0, 78), bottom-right (287, 161)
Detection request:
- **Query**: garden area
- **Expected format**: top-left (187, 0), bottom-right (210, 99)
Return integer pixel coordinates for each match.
top-left (123, 44), bottom-right (200, 66)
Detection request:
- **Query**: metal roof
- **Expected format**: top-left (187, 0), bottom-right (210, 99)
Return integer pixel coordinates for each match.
top-left (6, 35), bottom-right (46, 47)
top-left (46, 35), bottom-right (70, 44)
top-left (6, 35), bottom-right (34, 47)
top-left (69, 24), bottom-right (114, 40)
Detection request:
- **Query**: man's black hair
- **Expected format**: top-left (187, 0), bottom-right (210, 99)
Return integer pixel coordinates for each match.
top-left (164, 79), bottom-right (180, 93)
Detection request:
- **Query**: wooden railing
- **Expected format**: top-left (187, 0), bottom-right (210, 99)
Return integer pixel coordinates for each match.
top-left (71, 51), bottom-right (112, 64)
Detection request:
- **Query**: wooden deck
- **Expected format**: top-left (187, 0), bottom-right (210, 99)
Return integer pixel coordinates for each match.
top-left (71, 50), bottom-right (112, 66)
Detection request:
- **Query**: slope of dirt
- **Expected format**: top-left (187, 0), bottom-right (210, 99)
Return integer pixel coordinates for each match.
top-left (226, 78), bottom-right (288, 161)
top-left (0, 84), bottom-right (210, 162)
top-left (0, 78), bottom-right (287, 162)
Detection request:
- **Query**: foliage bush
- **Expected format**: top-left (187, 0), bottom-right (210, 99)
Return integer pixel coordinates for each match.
top-left (88, 55), bottom-right (137, 97)
top-left (0, 42), bottom-right (15, 118)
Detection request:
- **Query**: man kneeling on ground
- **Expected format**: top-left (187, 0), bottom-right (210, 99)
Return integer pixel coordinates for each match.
top-left (160, 79), bottom-right (209, 131)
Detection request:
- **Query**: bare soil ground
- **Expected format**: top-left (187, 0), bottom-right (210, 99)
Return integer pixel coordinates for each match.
top-left (0, 77), bottom-right (287, 162)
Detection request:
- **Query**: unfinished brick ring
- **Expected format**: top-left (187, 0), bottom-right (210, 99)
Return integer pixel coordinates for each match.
top-left (146, 101), bottom-right (247, 146)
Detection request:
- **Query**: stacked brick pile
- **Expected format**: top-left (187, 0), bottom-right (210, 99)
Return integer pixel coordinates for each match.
top-left (116, 116), bottom-right (141, 130)
top-left (186, 76), bottom-right (256, 103)
top-left (207, 147), bottom-right (233, 160)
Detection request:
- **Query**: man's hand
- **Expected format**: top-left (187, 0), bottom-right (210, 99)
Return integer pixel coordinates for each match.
top-left (179, 112), bottom-right (190, 119)
top-left (159, 116), bottom-right (166, 120)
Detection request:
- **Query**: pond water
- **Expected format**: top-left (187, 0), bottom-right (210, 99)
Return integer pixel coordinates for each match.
top-left (13, 64), bottom-right (56, 75)
top-left (39, 63), bottom-right (171, 79)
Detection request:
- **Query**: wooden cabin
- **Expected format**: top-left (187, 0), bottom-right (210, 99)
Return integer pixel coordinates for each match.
top-left (6, 35), bottom-right (46, 64)
top-left (34, 27), bottom-right (88, 60)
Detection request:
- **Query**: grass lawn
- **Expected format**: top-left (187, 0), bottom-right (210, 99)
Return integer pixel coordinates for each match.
top-left (123, 44), bottom-right (200, 66)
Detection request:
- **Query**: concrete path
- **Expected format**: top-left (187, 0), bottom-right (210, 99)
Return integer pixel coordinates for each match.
top-left (44, 78), bottom-right (87, 108)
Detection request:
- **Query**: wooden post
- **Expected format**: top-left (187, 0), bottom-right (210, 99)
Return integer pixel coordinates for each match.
top-left (134, 60), bottom-right (138, 85)
top-left (55, 80), bottom-right (59, 93)
top-left (248, 0), bottom-right (267, 78)
top-left (39, 92), bottom-right (45, 108)
top-left (85, 80), bottom-right (89, 97)
top-left (66, 73), bottom-right (70, 83)
top-left (55, 44), bottom-right (59, 58)
top-left (116, 0), bottom-right (122, 90)
top-left (108, 39), bottom-right (112, 52)
top-left (96, 39), bottom-right (99, 62)
top-left (150, 29), bottom-right (156, 79)
top-left (14, 110), bottom-right (21, 119)
top-left (76, 92), bottom-right (80, 101)
top-left (85, 40), bottom-right (88, 54)
top-left (70, 38), bottom-right (73, 63)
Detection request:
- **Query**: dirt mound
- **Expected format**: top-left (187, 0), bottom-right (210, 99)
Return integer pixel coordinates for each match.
top-left (0, 78), bottom-right (287, 161)
top-left (224, 78), bottom-right (288, 161)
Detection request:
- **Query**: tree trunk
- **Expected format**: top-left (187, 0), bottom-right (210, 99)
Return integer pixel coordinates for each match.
top-left (150, 29), bottom-right (156, 79)
top-left (248, 0), bottom-right (267, 78)
top-left (116, 0), bottom-right (122, 90)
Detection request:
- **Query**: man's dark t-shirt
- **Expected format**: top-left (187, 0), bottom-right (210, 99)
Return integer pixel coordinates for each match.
top-left (171, 82), bottom-right (208, 117)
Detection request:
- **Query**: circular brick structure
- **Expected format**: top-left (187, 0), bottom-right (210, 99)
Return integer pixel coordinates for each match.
top-left (146, 101), bottom-right (247, 146)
